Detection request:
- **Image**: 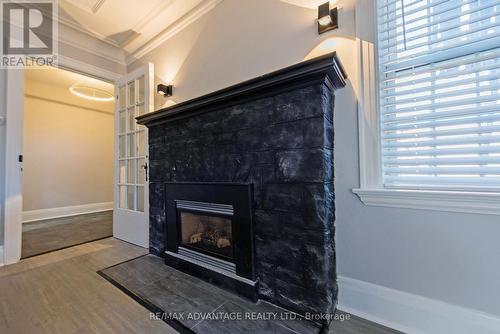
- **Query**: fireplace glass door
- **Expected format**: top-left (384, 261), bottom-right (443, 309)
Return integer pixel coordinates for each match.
top-left (179, 211), bottom-right (234, 261)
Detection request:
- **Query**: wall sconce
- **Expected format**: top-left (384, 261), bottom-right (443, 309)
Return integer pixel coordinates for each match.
top-left (318, 1), bottom-right (338, 34)
top-left (157, 84), bottom-right (173, 97)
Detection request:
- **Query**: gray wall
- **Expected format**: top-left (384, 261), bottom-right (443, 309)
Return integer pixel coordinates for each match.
top-left (129, 0), bottom-right (500, 318)
top-left (334, 79), bottom-right (500, 317)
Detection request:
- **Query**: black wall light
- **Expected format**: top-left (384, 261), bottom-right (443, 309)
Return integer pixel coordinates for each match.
top-left (318, 1), bottom-right (338, 34)
top-left (157, 84), bottom-right (173, 97)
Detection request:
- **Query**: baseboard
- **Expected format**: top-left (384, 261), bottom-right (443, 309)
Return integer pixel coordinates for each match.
top-left (22, 202), bottom-right (113, 223)
top-left (337, 276), bottom-right (500, 334)
top-left (0, 246), bottom-right (4, 267)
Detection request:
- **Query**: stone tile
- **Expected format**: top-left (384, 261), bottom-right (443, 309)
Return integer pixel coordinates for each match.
top-left (138, 279), bottom-right (226, 328)
top-left (274, 86), bottom-right (323, 122)
top-left (149, 159), bottom-right (170, 182)
top-left (149, 183), bottom-right (165, 210)
top-left (251, 151), bottom-right (275, 165)
top-left (101, 255), bottom-right (321, 333)
top-left (149, 125), bottom-right (164, 145)
top-left (262, 121), bottom-right (304, 149)
top-left (191, 300), bottom-right (313, 334)
top-left (236, 127), bottom-right (264, 151)
top-left (253, 210), bottom-right (280, 240)
top-left (276, 148), bottom-right (331, 183)
top-left (304, 116), bottom-right (334, 149)
top-left (223, 97), bottom-right (274, 130)
top-left (262, 183), bottom-right (303, 212)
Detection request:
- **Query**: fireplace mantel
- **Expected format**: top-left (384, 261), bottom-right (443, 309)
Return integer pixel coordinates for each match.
top-left (141, 52), bottom-right (347, 323)
top-left (136, 52), bottom-right (346, 127)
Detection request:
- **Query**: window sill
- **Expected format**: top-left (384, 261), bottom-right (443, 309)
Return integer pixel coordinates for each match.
top-left (352, 188), bottom-right (500, 215)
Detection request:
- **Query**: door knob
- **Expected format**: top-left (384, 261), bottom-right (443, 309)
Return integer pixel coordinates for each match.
top-left (143, 162), bottom-right (148, 182)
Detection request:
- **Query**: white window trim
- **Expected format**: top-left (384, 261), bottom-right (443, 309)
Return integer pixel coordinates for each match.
top-left (353, 0), bottom-right (500, 216)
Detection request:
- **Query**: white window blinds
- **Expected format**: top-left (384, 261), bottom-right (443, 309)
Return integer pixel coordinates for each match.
top-left (377, 0), bottom-right (500, 191)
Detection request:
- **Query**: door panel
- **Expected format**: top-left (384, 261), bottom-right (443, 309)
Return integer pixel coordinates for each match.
top-left (113, 63), bottom-right (154, 248)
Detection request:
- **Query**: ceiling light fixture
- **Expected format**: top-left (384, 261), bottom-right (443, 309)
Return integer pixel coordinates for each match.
top-left (318, 1), bottom-right (338, 34)
top-left (69, 84), bottom-right (114, 102)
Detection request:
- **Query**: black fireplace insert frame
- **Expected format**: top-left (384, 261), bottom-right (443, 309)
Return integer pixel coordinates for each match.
top-left (164, 182), bottom-right (255, 280)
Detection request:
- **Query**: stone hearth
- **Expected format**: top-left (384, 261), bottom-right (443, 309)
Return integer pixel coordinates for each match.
top-left (137, 52), bottom-right (346, 320)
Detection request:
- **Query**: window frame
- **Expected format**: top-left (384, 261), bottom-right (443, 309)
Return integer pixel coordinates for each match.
top-left (352, 0), bottom-right (500, 215)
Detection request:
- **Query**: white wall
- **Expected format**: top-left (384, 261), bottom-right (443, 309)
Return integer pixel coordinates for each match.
top-left (129, 0), bottom-right (500, 330)
top-left (0, 70), bottom-right (6, 244)
top-left (129, 0), bottom-right (357, 110)
top-left (22, 79), bottom-right (114, 214)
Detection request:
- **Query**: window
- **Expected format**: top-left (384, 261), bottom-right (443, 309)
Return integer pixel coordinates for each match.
top-left (377, 0), bottom-right (500, 192)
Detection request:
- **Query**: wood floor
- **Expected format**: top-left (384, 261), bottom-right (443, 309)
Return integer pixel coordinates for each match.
top-left (22, 211), bottom-right (113, 258)
top-left (0, 238), bottom-right (175, 334)
top-left (0, 238), bottom-right (402, 334)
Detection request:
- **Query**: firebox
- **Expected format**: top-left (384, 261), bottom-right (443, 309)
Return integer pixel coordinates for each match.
top-left (164, 182), bottom-right (256, 299)
top-left (177, 202), bottom-right (234, 261)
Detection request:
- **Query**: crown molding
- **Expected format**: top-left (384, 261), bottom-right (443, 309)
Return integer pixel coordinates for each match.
top-left (58, 32), bottom-right (127, 66)
top-left (127, 0), bottom-right (223, 65)
top-left (16, 1), bottom-right (221, 68)
top-left (57, 54), bottom-right (123, 82)
top-left (65, 0), bottom-right (107, 14)
top-left (59, 0), bottom-right (177, 50)
top-left (17, 2), bottom-right (122, 48)
top-left (57, 15), bottom-right (122, 48)
top-left (129, 0), bottom-right (177, 40)
top-left (1, 10), bottom-right (125, 66)
top-left (117, 0), bottom-right (176, 49)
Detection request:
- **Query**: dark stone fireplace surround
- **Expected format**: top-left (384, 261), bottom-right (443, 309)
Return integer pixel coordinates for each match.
top-left (137, 52), bottom-right (346, 320)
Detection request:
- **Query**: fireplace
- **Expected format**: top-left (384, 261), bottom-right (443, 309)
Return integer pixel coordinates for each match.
top-left (137, 52), bottom-right (346, 320)
top-left (178, 205), bottom-right (234, 261)
top-left (164, 182), bottom-right (256, 298)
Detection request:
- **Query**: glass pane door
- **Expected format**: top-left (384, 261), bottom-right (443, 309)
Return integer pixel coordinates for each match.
top-left (114, 62), bottom-right (153, 248)
top-left (117, 76), bottom-right (146, 212)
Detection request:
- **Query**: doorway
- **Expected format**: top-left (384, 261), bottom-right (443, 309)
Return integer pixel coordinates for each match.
top-left (21, 66), bottom-right (115, 258)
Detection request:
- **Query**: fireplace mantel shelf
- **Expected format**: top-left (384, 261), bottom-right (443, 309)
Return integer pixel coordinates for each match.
top-left (136, 52), bottom-right (347, 127)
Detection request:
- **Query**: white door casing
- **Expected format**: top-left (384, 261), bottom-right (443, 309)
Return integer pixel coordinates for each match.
top-left (113, 63), bottom-right (154, 248)
top-left (3, 69), bottom-right (24, 265)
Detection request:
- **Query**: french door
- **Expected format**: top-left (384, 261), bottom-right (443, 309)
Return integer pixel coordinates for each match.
top-left (113, 63), bottom-right (154, 247)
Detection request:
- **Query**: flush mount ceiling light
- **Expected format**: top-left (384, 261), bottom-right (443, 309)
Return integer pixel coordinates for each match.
top-left (69, 84), bottom-right (114, 102)
top-left (318, 1), bottom-right (338, 34)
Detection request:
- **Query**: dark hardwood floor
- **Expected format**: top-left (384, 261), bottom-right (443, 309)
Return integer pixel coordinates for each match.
top-left (0, 237), bottom-right (403, 334)
top-left (22, 211), bottom-right (113, 258)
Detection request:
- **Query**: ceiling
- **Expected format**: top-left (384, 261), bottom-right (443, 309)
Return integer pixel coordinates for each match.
top-left (279, 0), bottom-right (339, 9)
top-left (58, 0), bottom-right (206, 55)
top-left (25, 66), bottom-right (114, 94)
